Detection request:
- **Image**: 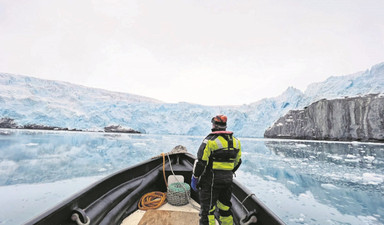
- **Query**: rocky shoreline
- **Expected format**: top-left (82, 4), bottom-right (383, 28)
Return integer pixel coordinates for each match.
top-left (0, 117), bottom-right (141, 134)
top-left (264, 94), bottom-right (384, 142)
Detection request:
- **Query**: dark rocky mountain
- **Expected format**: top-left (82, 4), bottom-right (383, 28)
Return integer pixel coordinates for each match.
top-left (264, 94), bottom-right (384, 142)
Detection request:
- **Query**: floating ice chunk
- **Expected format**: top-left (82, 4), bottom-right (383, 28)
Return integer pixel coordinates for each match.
top-left (287, 181), bottom-right (297, 185)
top-left (351, 141), bottom-right (361, 146)
top-left (26, 143), bottom-right (39, 146)
top-left (362, 173), bottom-right (384, 185)
top-left (328, 155), bottom-right (343, 160)
top-left (363, 156), bottom-right (375, 162)
top-left (264, 175), bottom-right (277, 181)
top-left (133, 142), bottom-right (147, 147)
top-left (295, 143), bottom-right (307, 148)
top-left (290, 213), bottom-right (306, 224)
top-left (344, 154), bottom-right (360, 163)
top-left (0, 130), bottom-right (11, 135)
top-left (321, 183), bottom-right (339, 190)
top-left (298, 191), bottom-right (313, 199)
top-left (98, 168), bottom-right (107, 172)
top-left (357, 215), bottom-right (381, 225)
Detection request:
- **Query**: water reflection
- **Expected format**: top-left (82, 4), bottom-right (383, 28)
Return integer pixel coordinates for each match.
top-left (240, 139), bottom-right (384, 224)
top-left (265, 140), bottom-right (384, 168)
top-left (1, 130), bottom-right (383, 224)
top-left (0, 129), bottom-right (202, 185)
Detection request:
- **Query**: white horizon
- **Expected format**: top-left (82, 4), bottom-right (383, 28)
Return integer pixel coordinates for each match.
top-left (1, 0), bottom-right (384, 105)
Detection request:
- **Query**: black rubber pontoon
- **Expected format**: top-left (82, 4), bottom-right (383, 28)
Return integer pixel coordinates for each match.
top-left (24, 151), bottom-right (285, 225)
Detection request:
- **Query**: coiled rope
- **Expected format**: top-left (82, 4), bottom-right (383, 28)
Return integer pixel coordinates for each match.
top-left (137, 191), bottom-right (167, 210)
top-left (137, 152), bottom-right (199, 211)
top-left (137, 153), bottom-right (168, 210)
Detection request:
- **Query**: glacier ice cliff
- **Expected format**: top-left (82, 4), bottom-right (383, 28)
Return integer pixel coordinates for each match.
top-left (264, 94), bottom-right (384, 141)
top-left (1, 62), bottom-right (384, 137)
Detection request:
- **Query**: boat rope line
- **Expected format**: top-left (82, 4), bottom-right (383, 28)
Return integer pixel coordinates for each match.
top-left (71, 208), bottom-right (90, 225)
top-left (166, 153), bottom-right (200, 211)
top-left (239, 194), bottom-right (258, 225)
top-left (162, 153), bottom-right (168, 187)
top-left (137, 153), bottom-right (169, 210)
top-left (138, 191), bottom-right (167, 210)
top-left (137, 152), bottom-right (200, 211)
top-left (241, 193), bottom-right (255, 205)
top-left (240, 193), bottom-right (256, 214)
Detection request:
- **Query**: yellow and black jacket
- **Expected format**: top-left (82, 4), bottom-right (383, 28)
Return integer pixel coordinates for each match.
top-left (193, 131), bottom-right (242, 187)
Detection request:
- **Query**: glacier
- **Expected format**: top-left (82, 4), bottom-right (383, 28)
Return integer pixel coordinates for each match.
top-left (1, 62), bottom-right (384, 137)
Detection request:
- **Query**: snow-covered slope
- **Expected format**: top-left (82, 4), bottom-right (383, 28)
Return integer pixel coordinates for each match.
top-left (1, 62), bottom-right (384, 137)
top-left (0, 74), bottom-right (162, 131)
top-left (304, 62), bottom-right (384, 100)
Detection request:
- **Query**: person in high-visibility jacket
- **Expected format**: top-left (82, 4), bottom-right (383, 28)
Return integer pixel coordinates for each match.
top-left (191, 115), bottom-right (242, 225)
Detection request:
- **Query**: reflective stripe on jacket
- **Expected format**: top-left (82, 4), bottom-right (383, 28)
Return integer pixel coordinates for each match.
top-left (193, 131), bottom-right (242, 186)
top-left (201, 132), bottom-right (241, 171)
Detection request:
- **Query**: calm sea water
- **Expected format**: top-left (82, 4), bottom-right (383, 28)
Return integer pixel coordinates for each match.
top-left (0, 129), bottom-right (383, 225)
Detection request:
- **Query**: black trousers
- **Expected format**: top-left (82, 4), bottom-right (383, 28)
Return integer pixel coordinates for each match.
top-left (199, 183), bottom-right (233, 225)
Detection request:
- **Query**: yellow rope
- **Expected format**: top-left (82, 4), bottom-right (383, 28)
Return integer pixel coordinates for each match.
top-left (137, 153), bottom-right (168, 210)
top-left (162, 153), bottom-right (168, 187)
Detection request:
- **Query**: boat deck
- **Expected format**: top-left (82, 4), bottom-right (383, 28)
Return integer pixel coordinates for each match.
top-left (121, 199), bottom-right (202, 225)
top-left (24, 151), bottom-right (285, 225)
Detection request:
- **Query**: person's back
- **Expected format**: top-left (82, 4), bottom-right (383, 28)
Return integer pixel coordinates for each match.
top-left (191, 115), bottom-right (242, 225)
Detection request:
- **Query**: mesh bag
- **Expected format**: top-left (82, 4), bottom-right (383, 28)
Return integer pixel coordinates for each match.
top-left (167, 182), bottom-right (190, 206)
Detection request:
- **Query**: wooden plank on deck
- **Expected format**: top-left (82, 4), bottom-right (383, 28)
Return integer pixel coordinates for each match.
top-left (137, 210), bottom-right (199, 225)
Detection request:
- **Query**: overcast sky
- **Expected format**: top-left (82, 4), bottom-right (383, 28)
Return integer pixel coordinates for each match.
top-left (1, 0), bottom-right (384, 105)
